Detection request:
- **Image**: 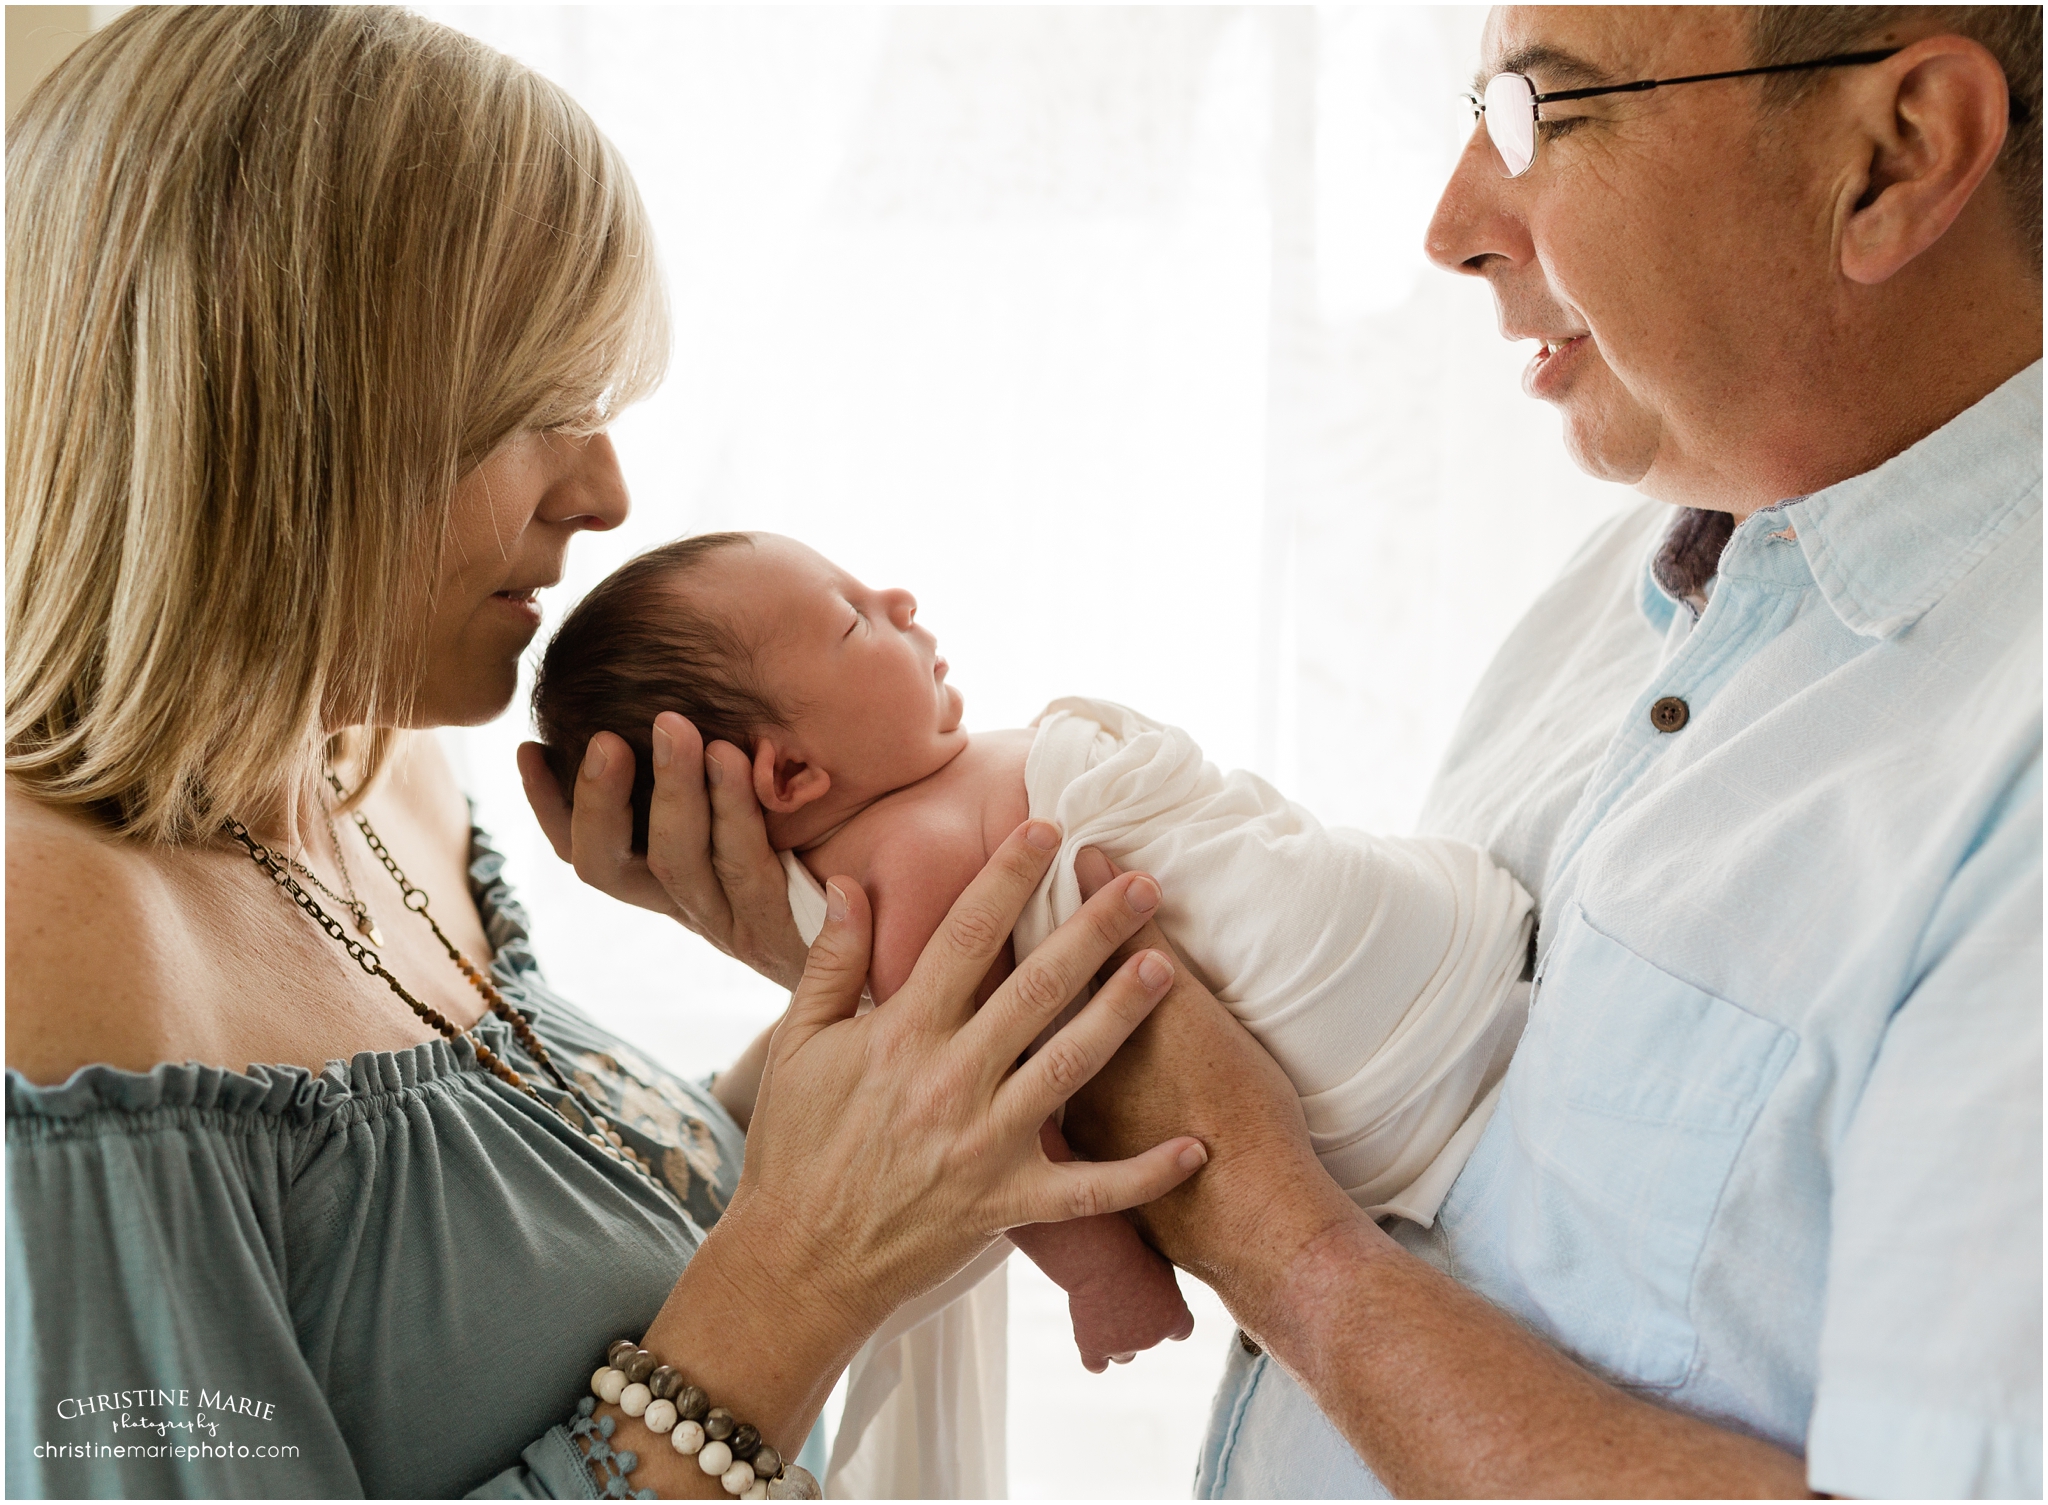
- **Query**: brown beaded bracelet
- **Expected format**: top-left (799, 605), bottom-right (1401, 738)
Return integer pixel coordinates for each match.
top-left (590, 1338), bottom-right (822, 1500)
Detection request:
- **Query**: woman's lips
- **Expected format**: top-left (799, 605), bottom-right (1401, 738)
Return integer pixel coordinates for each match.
top-left (491, 588), bottom-right (542, 627)
top-left (1524, 333), bottom-right (1590, 400)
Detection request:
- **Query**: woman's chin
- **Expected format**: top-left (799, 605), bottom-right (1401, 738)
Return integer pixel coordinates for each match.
top-left (414, 660), bottom-right (521, 728)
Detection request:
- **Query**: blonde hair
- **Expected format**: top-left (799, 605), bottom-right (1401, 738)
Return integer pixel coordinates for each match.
top-left (6, 6), bottom-right (666, 843)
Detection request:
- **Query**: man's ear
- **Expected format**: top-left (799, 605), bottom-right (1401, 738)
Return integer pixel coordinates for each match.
top-left (1838, 35), bottom-right (2013, 286)
top-left (751, 736), bottom-right (832, 814)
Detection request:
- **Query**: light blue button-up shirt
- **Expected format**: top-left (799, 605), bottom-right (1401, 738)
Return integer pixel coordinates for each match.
top-left (1197, 364), bottom-right (2042, 1500)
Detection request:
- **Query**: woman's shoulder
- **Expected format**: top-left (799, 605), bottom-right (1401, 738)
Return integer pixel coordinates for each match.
top-left (5, 781), bottom-right (206, 1084)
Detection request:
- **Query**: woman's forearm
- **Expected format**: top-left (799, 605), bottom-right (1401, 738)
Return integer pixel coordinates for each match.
top-left (576, 1192), bottom-right (874, 1498)
top-left (710, 1019), bottom-right (780, 1133)
top-left (1239, 1216), bottom-right (1816, 1499)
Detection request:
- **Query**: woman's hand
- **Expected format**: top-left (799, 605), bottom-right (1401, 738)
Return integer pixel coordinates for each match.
top-left (607, 820), bottom-right (1207, 1498)
top-left (517, 711), bottom-right (807, 989)
top-left (722, 819), bottom-right (1209, 1342)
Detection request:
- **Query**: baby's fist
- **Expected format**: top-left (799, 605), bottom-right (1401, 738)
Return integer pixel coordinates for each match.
top-left (1069, 1252), bottom-right (1195, 1374)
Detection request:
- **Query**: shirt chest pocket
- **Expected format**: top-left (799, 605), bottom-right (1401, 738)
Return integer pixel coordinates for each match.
top-left (1439, 904), bottom-right (1795, 1390)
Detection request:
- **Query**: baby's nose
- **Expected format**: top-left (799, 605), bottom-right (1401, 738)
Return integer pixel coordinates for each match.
top-left (882, 588), bottom-right (917, 629)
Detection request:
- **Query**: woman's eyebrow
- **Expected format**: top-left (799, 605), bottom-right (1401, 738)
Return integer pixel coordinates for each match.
top-left (1474, 42), bottom-right (1613, 94)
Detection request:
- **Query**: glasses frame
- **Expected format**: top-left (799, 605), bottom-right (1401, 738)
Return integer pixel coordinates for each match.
top-left (1464, 48), bottom-right (1904, 178)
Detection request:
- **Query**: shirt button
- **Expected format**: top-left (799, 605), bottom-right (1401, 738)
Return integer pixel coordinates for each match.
top-left (1650, 696), bottom-right (1690, 733)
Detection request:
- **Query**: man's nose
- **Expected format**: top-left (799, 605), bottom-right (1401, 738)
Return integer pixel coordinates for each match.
top-left (547, 430), bottom-right (630, 532)
top-left (1424, 123), bottom-right (1530, 277)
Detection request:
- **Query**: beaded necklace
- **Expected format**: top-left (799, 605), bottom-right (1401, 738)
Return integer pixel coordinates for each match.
top-left (223, 774), bottom-right (668, 1195)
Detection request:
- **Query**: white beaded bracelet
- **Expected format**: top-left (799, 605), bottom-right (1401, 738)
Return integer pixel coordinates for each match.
top-left (592, 1338), bottom-right (822, 1500)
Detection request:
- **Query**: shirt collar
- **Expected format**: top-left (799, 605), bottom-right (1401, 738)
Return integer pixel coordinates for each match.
top-left (1639, 361), bottom-right (2043, 638)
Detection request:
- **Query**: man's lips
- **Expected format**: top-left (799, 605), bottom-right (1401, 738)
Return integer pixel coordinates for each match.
top-left (1521, 332), bottom-right (1591, 399)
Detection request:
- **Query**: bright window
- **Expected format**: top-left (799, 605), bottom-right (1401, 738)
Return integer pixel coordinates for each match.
top-left (429, 7), bottom-right (1630, 1496)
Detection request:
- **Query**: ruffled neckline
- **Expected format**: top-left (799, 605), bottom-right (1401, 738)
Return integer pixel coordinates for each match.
top-left (5, 1024), bottom-right (521, 1123)
top-left (8, 822), bottom-right (542, 1125)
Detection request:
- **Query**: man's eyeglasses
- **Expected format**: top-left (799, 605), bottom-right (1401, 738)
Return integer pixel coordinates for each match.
top-left (1464, 49), bottom-right (1902, 178)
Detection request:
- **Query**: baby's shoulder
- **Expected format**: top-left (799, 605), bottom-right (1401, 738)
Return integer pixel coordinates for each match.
top-left (821, 784), bottom-right (986, 888)
top-left (802, 731), bottom-right (1032, 896)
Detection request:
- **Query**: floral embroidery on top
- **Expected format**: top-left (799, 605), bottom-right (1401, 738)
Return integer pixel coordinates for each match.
top-left (558, 1045), bottom-right (733, 1224)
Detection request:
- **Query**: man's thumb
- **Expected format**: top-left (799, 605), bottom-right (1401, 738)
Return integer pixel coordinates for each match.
top-left (783, 878), bottom-right (873, 1040)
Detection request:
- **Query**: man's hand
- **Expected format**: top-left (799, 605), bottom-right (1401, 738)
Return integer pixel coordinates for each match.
top-left (1061, 848), bottom-right (1818, 1497)
top-left (518, 711), bottom-right (808, 990)
top-left (1060, 847), bottom-right (1362, 1316)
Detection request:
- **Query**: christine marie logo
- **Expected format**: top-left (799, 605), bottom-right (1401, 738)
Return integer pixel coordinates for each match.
top-left (57, 1387), bottom-right (278, 1434)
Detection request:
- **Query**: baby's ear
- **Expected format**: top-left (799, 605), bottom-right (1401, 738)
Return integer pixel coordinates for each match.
top-left (751, 736), bottom-right (831, 813)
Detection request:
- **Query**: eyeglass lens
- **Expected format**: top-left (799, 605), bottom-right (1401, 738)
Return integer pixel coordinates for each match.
top-left (1483, 72), bottom-right (1538, 176)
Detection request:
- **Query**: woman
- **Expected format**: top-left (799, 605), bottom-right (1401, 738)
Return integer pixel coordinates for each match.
top-left (3, 9), bottom-right (1206, 1496)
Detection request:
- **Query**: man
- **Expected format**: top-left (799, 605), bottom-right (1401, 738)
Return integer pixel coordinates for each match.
top-left (1083, 6), bottom-right (2040, 1496)
top-left (528, 5), bottom-right (2040, 1496)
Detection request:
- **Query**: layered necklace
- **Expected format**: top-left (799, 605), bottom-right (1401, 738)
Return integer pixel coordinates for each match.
top-left (223, 772), bottom-right (666, 1194)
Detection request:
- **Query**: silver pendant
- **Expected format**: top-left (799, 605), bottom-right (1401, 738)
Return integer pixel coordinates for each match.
top-left (354, 906), bottom-right (385, 948)
top-left (768, 1464), bottom-right (822, 1500)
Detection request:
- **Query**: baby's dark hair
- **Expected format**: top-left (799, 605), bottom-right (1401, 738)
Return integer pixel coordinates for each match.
top-left (532, 532), bottom-right (785, 853)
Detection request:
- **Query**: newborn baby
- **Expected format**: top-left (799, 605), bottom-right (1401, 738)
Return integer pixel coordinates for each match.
top-left (534, 531), bottom-right (1534, 1371)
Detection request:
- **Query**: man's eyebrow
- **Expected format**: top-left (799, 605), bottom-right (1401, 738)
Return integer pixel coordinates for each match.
top-left (1471, 42), bottom-right (1613, 95)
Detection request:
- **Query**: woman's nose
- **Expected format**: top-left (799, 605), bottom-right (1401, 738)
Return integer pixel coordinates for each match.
top-left (547, 431), bottom-right (630, 532)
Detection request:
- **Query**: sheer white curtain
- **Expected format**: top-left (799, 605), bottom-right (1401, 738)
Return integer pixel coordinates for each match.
top-left (425, 7), bottom-right (1631, 1497)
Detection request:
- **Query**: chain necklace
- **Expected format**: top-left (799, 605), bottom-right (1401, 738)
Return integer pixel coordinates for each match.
top-left (223, 775), bottom-right (667, 1194)
top-left (281, 808), bottom-right (384, 947)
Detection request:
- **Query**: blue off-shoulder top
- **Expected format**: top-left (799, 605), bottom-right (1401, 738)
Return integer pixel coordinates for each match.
top-left (5, 827), bottom-right (753, 1498)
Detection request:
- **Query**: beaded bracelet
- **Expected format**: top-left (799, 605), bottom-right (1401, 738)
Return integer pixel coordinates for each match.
top-left (591, 1338), bottom-right (823, 1500)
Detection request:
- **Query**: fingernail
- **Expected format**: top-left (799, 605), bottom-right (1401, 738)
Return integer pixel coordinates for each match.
top-left (1177, 1140), bottom-right (1208, 1172)
top-left (826, 881), bottom-right (848, 923)
top-left (1127, 875), bottom-right (1161, 916)
top-left (1138, 951), bottom-right (1172, 989)
top-left (1024, 820), bottom-right (1060, 852)
top-left (651, 724), bottom-right (673, 770)
top-left (581, 739), bottom-right (609, 780)
top-left (704, 751), bottom-right (723, 788)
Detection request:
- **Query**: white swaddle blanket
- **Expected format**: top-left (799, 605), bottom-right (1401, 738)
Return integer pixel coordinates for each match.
top-left (781, 697), bottom-right (1534, 1496)
top-left (1017, 696), bottom-right (1534, 1216)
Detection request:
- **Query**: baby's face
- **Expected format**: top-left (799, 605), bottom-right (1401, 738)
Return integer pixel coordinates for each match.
top-left (704, 535), bottom-right (967, 800)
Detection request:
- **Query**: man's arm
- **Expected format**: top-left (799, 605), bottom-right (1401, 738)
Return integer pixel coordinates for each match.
top-left (1061, 850), bottom-right (1818, 1499)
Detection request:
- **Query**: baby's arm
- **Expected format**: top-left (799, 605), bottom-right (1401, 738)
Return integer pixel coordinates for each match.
top-left (853, 823), bottom-right (1195, 1370)
top-left (861, 809), bottom-right (1014, 1007)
